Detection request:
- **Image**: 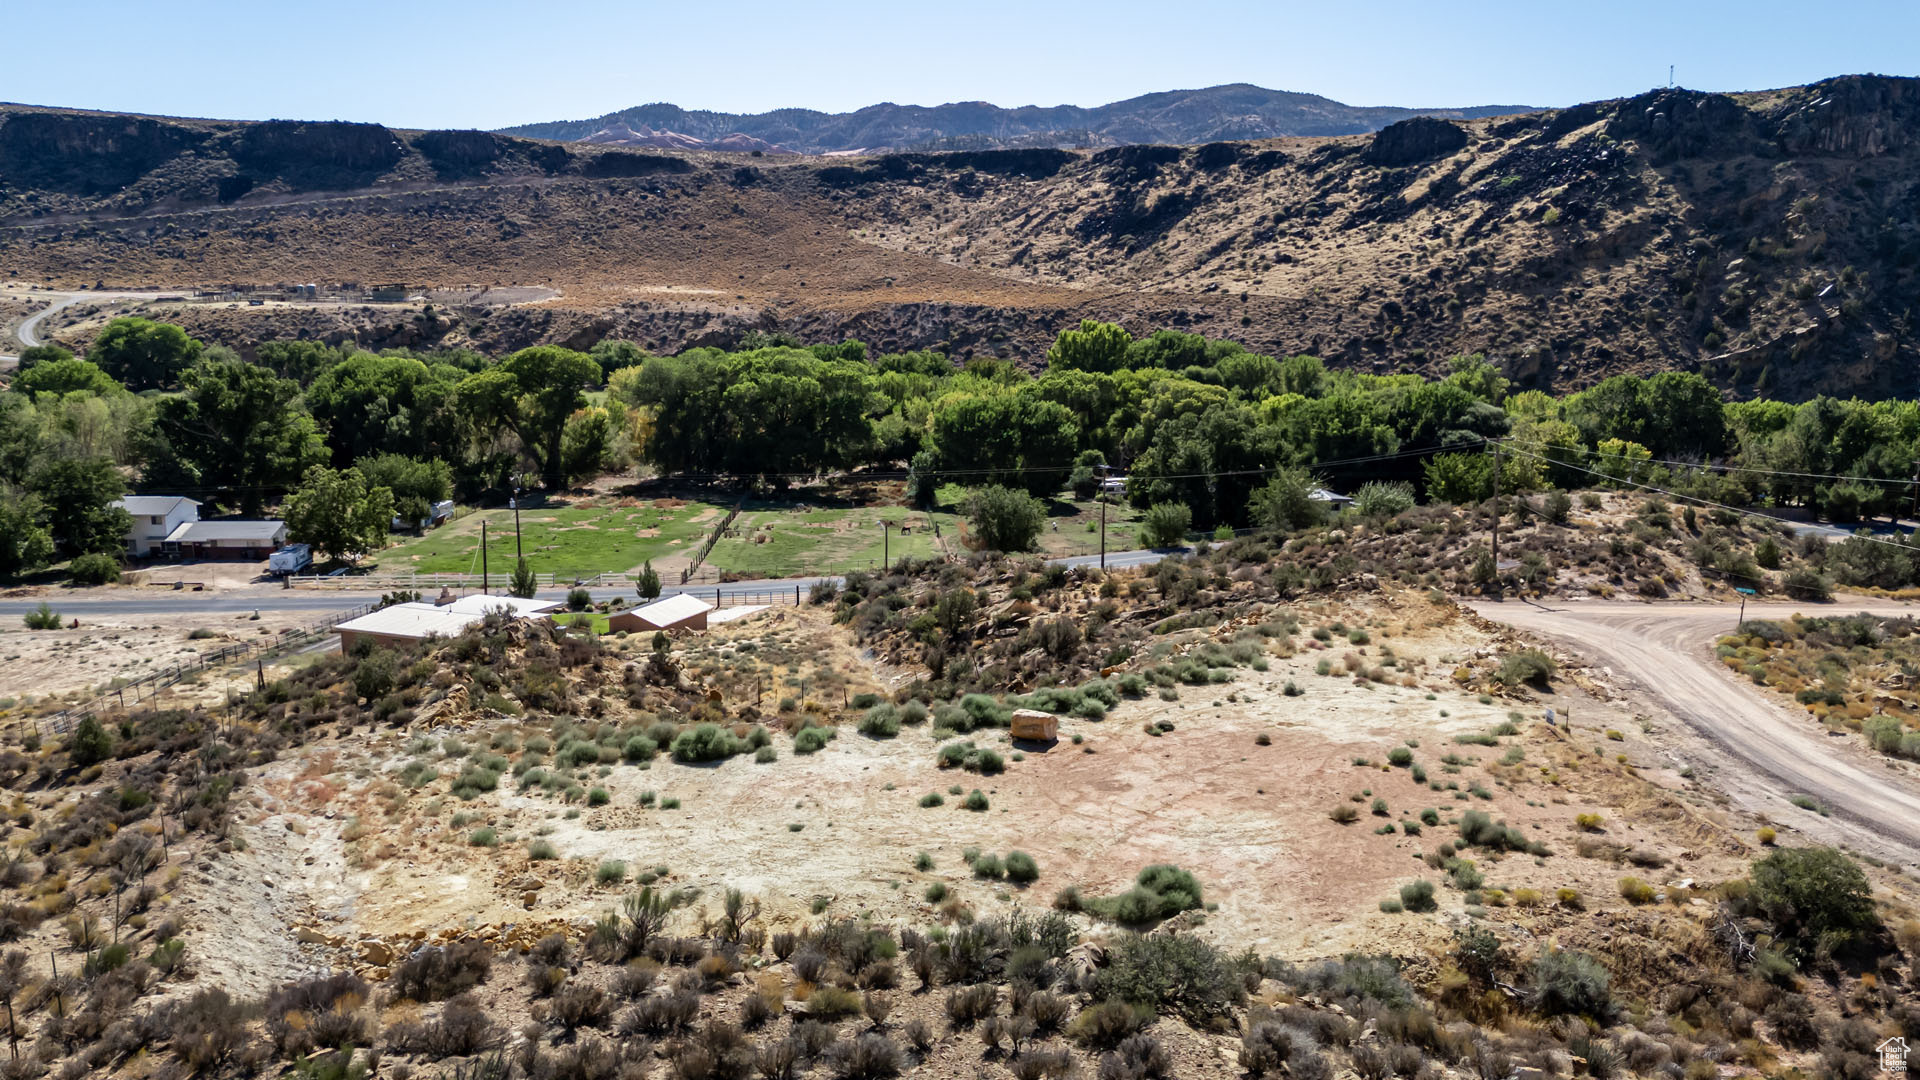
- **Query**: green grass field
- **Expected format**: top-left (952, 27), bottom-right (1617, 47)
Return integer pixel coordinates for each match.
top-left (372, 499), bottom-right (726, 579)
top-left (370, 487), bottom-right (1153, 583)
top-left (705, 502), bottom-right (961, 578)
top-left (550, 611), bottom-right (613, 633)
top-left (930, 484), bottom-right (1148, 558)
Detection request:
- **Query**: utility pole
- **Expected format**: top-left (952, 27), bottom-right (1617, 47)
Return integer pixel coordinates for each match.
top-left (1489, 440), bottom-right (1502, 594)
top-left (1099, 493), bottom-right (1107, 571)
top-left (480, 520), bottom-right (489, 595)
top-left (1909, 458), bottom-right (1919, 530)
top-left (881, 520), bottom-right (889, 568)
top-left (512, 489), bottom-right (523, 560)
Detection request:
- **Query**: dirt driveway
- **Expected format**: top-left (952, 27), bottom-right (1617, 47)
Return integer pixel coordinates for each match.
top-left (1471, 598), bottom-right (1920, 865)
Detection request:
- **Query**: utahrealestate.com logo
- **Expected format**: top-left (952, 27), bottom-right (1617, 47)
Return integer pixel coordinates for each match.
top-left (1882, 1037), bottom-right (1910, 1078)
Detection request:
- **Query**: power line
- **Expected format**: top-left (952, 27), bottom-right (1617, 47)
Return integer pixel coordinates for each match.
top-left (1495, 441), bottom-right (1920, 553)
top-left (1500, 437), bottom-right (1920, 488)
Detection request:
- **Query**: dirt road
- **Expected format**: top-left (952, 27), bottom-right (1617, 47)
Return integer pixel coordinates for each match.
top-left (1470, 598), bottom-right (1920, 865)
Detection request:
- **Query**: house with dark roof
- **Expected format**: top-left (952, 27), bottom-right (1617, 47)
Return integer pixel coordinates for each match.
top-left (112, 496), bottom-right (201, 557)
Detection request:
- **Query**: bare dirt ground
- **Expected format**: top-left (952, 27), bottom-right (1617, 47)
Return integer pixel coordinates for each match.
top-left (0, 607), bottom-right (312, 703)
top-left (1471, 597), bottom-right (1920, 866)
top-left (139, 595), bottom-right (1804, 996)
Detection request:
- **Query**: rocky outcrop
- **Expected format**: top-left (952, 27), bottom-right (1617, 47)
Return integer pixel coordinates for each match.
top-left (412, 129), bottom-right (504, 172)
top-left (0, 111), bottom-right (208, 193)
top-left (1604, 89), bottom-right (1749, 159)
top-left (1364, 117), bottom-right (1467, 166)
top-left (1771, 75), bottom-right (1920, 156)
top-left (235, 120), bottom-right (404, 172)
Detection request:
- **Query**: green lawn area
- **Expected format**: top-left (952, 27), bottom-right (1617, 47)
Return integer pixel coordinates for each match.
top-left (706, 502), bottom-right (962, 578)
top-left (371, 498), bottom-right (727, 579)
top-left (704, 487), bottom-right (1150, 577)
top-left (931, 484), bottom-right (1148, 558)
top-left (550, 611), bottom-right (612, 633)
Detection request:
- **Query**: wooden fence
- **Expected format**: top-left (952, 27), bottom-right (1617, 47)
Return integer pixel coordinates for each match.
top-left (23, 601), bottom-right (381, 738)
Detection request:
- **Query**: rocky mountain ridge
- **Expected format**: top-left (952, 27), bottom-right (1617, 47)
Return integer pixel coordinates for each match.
top-left (2, 75), bottom-right (1917, 399)
top-left (497, 83), bottom-right (1534, 153)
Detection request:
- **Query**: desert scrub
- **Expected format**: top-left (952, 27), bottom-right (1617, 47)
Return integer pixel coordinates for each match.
top-left (919, 792), bottom-right (945, 808)
top-left (1618, 877), bottom-right (1655, 904)
top-left (794, 726), bottom-right (834, 754)
top-left (859, 703), bottom-right (901, 738)
top-left (963, 789), bottom-right (989, 812)
top-left (1399, 879), bottom-right (1437, 912)
top-left (1082, 864), bottom-right (1202, 924)
top-left (1004, 851), bottom-right (1039, 882)
top-left (468, 827), bottom-right (498, 847)
top-left (528, 840), bottom-right (558, 860)
top-left (596, 860), bottom-right (627, 884)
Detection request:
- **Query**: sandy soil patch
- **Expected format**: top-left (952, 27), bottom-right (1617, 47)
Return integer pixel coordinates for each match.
top-left (216, 598), bottom-right (1765, 974)
top-left (0, 610), bottom-right (311, 701)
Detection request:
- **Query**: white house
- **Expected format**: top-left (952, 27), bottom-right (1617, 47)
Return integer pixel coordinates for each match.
top-left (113, 496), bottom-right (201, 557)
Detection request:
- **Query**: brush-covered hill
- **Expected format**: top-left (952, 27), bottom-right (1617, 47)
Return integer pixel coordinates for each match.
top-left (497, 83), bottom-right (1534, 153)
top-left (2, 75), bottom-right (1918, 398)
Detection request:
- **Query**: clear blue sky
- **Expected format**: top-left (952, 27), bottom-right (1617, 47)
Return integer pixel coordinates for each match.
top-left (4, 0), bottom-right (1916, 129)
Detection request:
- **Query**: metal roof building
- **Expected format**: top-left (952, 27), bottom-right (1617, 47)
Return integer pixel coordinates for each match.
top-left (334, 602), bottom-right (484, 652)
top-left (162, 519), bottom-right (288, 559)
top-left (608, 593), bottom-right (712, 633)
top-left (446, 594), bottom-right (564, 617)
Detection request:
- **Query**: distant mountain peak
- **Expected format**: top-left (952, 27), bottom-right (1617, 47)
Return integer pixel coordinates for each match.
top-left (498, 84), bottom-right (1536, 154)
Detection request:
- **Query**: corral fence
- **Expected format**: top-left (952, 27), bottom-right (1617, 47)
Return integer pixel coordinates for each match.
top-left (21, 601), bottom-right (381, 739)
top-left (681, 494), bottom-right (748, 583)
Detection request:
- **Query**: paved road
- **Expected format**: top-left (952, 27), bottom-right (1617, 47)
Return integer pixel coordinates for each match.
top-left (1471, 598), bottom-right (1920, 863)
top-left (3, 289), bottom-right (184, 363)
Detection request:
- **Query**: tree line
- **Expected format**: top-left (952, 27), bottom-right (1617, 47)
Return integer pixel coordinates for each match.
top-left (2, 314), bottom-right (1917, 576)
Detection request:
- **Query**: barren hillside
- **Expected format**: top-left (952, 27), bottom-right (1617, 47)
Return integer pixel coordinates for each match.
top-left (3, 75), bottom-right (1919, 396)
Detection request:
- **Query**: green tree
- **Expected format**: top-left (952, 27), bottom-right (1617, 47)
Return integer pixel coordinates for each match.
top-left (509, 557), bottom-right (539, 599)
top-left (1140, 503), bottom-right (1193, 548)
top-left (69, 716), bottom-right (113, 766)
top-left (588, 339), bottom-right (650, 377)
top-left (1750, 846), bottom-right (1878, 958)
top-left (12, 358), bottom-right (122, 399)
top-left (15, 344), bottom-right (72, 370)
top-left (458, 346), bottom-right (600, 490)
top-left (304, 352), bottom-right (470, 466)
top-left (145, 356), bottom-right (327, 514)
top-left (67, 553), bottom-right (121, 585)
top-left (0, 491), bottom-right (54, 578)
top-left (1248, 467), bottom-right (1323, 531)
top-left (283, 465), bottom-right (396, 561)
top-left (357, 454), bottom-right (452, 529)
top-left (965, 485), bottom-right (1047, 553)
top-left (1069, 449), bottom-right (1107, 499)
top-left (29, 458), bottom-right (131, 556)
top-left (635, 561), bottom-right (661, 599)
top-left (560, 406), bottom-right (618, 483)
top-left (254, 339), bottom-right (349, 384)
top-left (1422, 452), bottom-right (1493, 504)
top-left (85, 318), bottom-right (203, 391)
top-left (1045, 320), bottom-right (1134, 374)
